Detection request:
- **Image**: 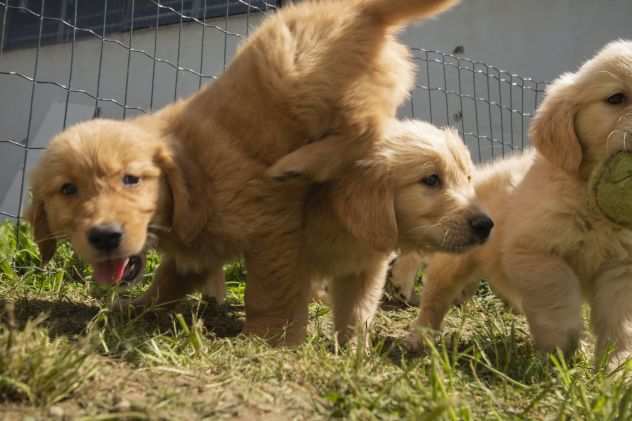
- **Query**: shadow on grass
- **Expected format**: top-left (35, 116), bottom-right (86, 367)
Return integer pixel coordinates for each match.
top-left (379, 298), bottom-right (412, 312)
top-left (0, 296), bottom-right (244, 340)
top-left (379, 329), bottom-right (551, 388)
top-left (174, 299), bottom-right (244, 338)
top-left (0, 298), bottom-right (99, 337)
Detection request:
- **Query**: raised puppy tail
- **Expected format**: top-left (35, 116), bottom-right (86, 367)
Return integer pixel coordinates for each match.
top-left (360, 0), bottom-right (459, 27)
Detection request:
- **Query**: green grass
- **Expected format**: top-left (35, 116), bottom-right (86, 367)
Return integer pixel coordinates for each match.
top-left (1, 221), bottom-right (632, 420)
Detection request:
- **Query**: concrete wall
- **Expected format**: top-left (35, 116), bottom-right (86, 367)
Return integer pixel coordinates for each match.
top-left (2, 0), bottom-right (632, 219)
top-left (403, 0), bottom-right (632, 83)
top-left (398, 0), bottom-right (632, 161)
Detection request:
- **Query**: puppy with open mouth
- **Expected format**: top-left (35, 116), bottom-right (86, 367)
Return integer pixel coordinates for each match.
top-left (26, 0), bottom-right (460, 343)
top-left (26, 123), bottom-right (164, 288)
top-left (93, 255), bottom-right (145, 286)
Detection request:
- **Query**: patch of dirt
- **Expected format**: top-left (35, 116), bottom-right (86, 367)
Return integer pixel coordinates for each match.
top-left (1, 357), bottom-right (319, 420)
top-left (0, 297), bottom-right (99, 337)
top-left (181, 300), bottom-right (244, 338)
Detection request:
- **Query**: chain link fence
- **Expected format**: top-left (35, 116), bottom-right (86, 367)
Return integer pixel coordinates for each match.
top-left (0, 0), bottom-right (544, 229)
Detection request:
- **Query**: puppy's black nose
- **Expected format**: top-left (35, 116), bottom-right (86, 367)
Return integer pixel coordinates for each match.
top-left (469, 214), bottom-right (494, 241)
top-left (88, 224), bottom-right (123, 252)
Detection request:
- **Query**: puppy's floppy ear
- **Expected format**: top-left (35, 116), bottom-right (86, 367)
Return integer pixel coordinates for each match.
top-left (332, 171), bottom-right (398, 252)
top-left (24, 199), bottom-right (56, 264)
top-left (530, 73), bottom-right (582, 174)
top-left (154, 143), bottom-right (207, 244)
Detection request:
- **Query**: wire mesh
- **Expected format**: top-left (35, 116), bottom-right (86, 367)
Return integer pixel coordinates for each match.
top-left (0, 1), bottom-right (545, 229)
top-left (0, 0), bottom-right (280, 224)
top-left (403, 48), bottom-right (546, 163)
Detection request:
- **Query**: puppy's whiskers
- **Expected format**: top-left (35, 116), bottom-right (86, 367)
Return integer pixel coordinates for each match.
top-left (606, 131), bottom-right (614, 154)
top-left (35, 232), bottom-right (67, 243)
top-left (148, 224), bottom-right (172, 233)
top-left (606, 129), bottom-right (632, 153)
top-left (616, 111), bottom-right (632, 125)
top-left (409, 220), bottom-right (444, 234)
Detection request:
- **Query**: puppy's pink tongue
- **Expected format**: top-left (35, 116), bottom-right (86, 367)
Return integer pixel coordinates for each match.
top-left (93, 258), bottom-right (128, 285)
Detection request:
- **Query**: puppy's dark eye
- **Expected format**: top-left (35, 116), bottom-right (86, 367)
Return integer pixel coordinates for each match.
top-left (606, 93), bottom-right (627, 105)
top-left (421, 174), bottom-right (441, 188)
top-left (122, 175), bottom-right (140, 186)
top-left (60, 183), bottom-right (78, 196)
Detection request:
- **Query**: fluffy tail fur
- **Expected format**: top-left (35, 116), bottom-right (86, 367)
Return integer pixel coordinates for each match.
top-left (360, 0), bottom-right (459, 27)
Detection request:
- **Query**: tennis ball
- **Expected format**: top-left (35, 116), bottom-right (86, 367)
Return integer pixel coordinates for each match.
top-left (590, 151), bottom-right (632, 228)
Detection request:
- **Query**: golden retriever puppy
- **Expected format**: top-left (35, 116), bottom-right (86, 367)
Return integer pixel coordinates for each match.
top-left (251, 119), bottom-right (492, 344)
top-left (407, 40), bottom-right (632, 369)
top-left (26, 0), bottom-right (458, 342)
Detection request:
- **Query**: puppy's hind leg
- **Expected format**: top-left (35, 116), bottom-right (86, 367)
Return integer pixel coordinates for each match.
top-left (503, 253), bottom-right (583, 357)
top-left (329, 258), bottom-right (390, 347)
top-left (242, 243), bottom-right (312, 347)
top-left (590, 266), bottom-right (632, 371)
top-left (406, 252), bottom-right (478, 350)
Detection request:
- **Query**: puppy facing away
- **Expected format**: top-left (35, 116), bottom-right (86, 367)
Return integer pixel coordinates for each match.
top-left (407, 40), bottom-right (632, 369)
top-left (254, 119), bottom-right (493, 344)
top-left (26, 0), bottom-right (459, 344)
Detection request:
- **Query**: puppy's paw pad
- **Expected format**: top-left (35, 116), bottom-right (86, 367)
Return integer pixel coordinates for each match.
top-left (404, 331), bottom-right (425, 352)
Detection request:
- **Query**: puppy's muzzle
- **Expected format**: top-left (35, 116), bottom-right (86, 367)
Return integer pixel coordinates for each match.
top-left (88, 223), bottom-right (123, 252)
top-left (86, 223), bottom-right (146, 286)
top-left (469, 214), bottom-right (494, 243)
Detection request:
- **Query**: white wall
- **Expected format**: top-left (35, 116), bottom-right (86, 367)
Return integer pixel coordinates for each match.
top-left (2, 0), bottom-right (632, 219)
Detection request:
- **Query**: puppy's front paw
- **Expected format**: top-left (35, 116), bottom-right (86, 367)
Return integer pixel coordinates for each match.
top-left (404, 324), bottom-right (439, 353)
top-left (384, 280), bottom-right (419, 306)
top-left (404, 330), bottom-right (425, 352)
top-left (394, 288), bottom-right (420, 306)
